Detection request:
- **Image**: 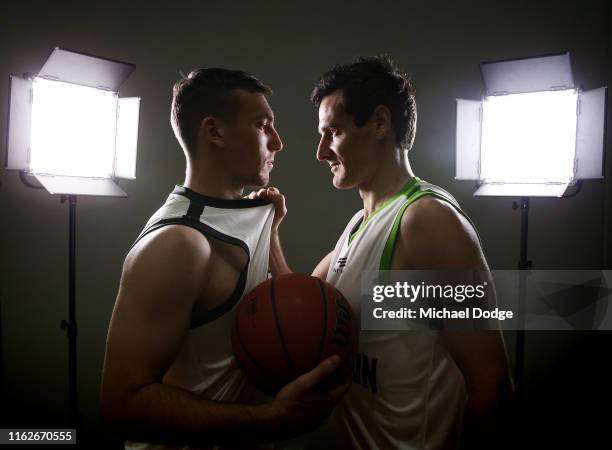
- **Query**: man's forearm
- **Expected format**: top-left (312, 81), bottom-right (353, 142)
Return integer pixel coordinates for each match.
top-left (103, 382), bottom-right (289, 447)
top-left (460, 353), bottom-right (514, 448)
top-left (270, 230), bottom-right (292, 276)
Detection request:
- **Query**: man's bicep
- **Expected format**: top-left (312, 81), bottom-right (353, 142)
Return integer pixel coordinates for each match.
top-left (103, 275), bottom-right (191, 394)
top-left (312, 251), bottom-right (334, 280)
top-left (101, 229), bottom-right (210, 404)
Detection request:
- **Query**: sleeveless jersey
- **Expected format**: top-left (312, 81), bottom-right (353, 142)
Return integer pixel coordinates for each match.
top-left (125, 186), bottom-right (274, 450)
top-left (327, 177), bottom-right (473, 450)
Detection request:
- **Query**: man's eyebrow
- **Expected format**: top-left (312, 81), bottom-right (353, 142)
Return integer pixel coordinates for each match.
top-left (253, 112), bottom-right (274, 122)
top-left (318, 122), bottom-right (338, 134)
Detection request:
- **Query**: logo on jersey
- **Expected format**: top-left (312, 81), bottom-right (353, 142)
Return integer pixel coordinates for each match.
top-left (353, 353), bottom-right (378, 395)
top-left (333, 256), bottom-right (348, 273)
top-left (332, 296), bottom-right (352, 347)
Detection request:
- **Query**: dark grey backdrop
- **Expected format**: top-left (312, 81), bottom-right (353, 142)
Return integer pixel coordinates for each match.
top-left (1, 0), bottom-right (610, 447)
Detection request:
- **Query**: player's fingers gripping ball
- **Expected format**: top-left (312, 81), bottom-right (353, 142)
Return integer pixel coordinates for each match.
top-left (232, 273), bottom-right (358, 395)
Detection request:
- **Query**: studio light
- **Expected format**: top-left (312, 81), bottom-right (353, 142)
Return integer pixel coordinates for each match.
top-left (480, 89), bottom-right (578, 184)
top-left (30, 78), bottom-right (117, 178)
top-left (455, 52), bottom-right (607, 393)
top-left (456, 52), bottom-right (605, 197)
top-left (7, 47), bottom-right (139, 196)
top-left (5, 47), bottom-right (140, 424)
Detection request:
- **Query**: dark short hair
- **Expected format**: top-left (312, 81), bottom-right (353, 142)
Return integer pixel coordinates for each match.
top-left (171, 68), bottom-right (272, 154)
top-left (310, 56), bottom-right (417, 150)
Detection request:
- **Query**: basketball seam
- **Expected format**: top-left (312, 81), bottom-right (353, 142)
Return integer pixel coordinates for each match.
top-left (234, 308), bottom-right (285, 390)
top-left (270, 278), bottom-right (296, 376)
top-left (315, 278), bottom-right (328, 365)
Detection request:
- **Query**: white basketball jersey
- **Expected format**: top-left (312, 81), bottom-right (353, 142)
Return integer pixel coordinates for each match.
top-left (327, 177), bottom-right (470, 450)
top-left (126, 186), bottom-right (275, 450)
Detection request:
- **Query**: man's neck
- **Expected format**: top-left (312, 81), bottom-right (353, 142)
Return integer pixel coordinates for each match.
top-left (183, 163), bottom-right (244, 200)
top-left (359, 154), bottom-right (415, 219)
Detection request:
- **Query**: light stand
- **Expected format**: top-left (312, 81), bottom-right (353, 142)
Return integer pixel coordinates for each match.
top-left (6, 47), bottom-right (140, 424)
top-left (59, 194), bottom-right (78, 424)
top-left (456, 52), bottom-right (606, 395)
top-left (513, 197), bottom-right (531, 393)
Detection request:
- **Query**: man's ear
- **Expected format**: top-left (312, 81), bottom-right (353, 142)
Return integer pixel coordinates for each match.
top-left (372, 105), bottom-right (392, 140)
top-left (199, 116), bottom-right (226, 148)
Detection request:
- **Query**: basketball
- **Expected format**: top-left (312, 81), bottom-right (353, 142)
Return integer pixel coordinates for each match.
top-left (231, 273), bottom-right (357, 396)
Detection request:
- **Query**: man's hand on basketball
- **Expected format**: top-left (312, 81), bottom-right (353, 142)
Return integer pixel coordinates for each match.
top-left (269, 355), bottom-right (351, 434)
top-left (247, 187), bottom-right (287, 232)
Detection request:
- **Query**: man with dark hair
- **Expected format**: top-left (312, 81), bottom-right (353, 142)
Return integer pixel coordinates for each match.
top-left (100, 68), bottom-right (348, 449)
top-left (310, 56), bottom-right (417, 151)
top-left (264, 56), bottom-right (513, 449)
top-left (171, 68), bottom-right (272, 157)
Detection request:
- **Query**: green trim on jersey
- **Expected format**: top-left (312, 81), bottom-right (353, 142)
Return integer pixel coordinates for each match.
top-left (379, 182), bottom-right (481, 271)
top-left (349, 177), bottom-right (421, 245)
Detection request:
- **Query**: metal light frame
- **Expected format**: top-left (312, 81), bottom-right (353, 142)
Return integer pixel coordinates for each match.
top-left (5, 47), bottom-right (140, 424)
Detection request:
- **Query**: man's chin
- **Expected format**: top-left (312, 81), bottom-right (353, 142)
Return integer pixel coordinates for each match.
top-left (246, 176), bottom-right (269, 189)
top-left (332, 176), bottom-right (353, 190)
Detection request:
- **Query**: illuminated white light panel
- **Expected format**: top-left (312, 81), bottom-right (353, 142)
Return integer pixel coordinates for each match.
top-left (480, 89), bottom-right (578, 184)
top-left (30, 77), bottom-right (118, 178)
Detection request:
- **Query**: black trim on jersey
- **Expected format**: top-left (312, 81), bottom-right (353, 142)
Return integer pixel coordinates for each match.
top-left (129, 217), bottom-right (250, 256)
top-left (185, 199), bottom-right (204, 221)
top-left (129, 217), bottom-right (251, 329)
top-left (270, 279), bottom-right (296, 376)
top-left (191, 259), bottom-right (249, 328)
top-left (172, 185), bottom-right (271, 209)
top-left (349, 216), bottom-right (364, 237)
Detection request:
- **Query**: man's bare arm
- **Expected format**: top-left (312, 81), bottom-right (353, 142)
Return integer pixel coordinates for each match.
top-left (270, 230), bottom-right (292, 276)
top-left (100, 225), bottom-right (345, 447)
top-left (312, 251), bottom-right (333, 280)
top-left (394, 197), bottom-right (513, 432)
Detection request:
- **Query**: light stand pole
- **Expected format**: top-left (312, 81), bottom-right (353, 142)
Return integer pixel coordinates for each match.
top-left (513, 197), bottom-right (532, 394)
top-left (60, 194), bottom-right (78, 425)
top-left (455, 51), bottom-right (606, 399)
top-left (6, 47), bottom-right (140, 429)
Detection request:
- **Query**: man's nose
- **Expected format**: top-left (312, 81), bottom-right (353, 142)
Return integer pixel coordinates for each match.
top-left (316, 137), bottom-right (331, 161)
top-left (269, 127), bottom-right (283, 153)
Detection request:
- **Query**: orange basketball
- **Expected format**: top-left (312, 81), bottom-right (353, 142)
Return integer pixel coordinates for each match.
top-left (231, 273), bottom-right (357, 396)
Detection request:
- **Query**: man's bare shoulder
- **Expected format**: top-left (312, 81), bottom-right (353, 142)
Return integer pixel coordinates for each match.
top-left (402, 195), bottom-right (477, 240)
top-left (394, 195), bottom-right (483, 270)
top-left (126, 225), bottom-right (210, 267)
top-left (121, 225), bottom-right (212, 295)
top-left (401, 195), bottom-right (455, 225)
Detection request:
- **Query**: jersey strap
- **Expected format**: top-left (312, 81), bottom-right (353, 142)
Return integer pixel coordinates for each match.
top-left (380, 180), bottom-right (482, 271)
top-left (349, 176), bottom-right (421, 244)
